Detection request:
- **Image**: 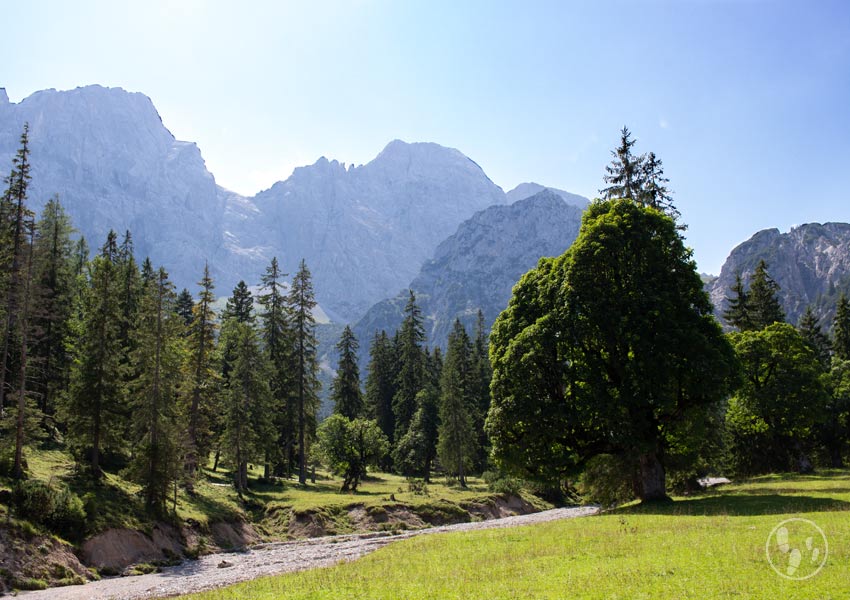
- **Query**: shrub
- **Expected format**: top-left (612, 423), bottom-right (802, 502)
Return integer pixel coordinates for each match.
top-left (10, 480), bottom-right (87, 541)
top-left (482, 470), bottom-right (524, 495)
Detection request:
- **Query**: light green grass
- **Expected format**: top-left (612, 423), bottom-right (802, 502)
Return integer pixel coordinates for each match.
top-left (181, 471), bottom-right (850, 599)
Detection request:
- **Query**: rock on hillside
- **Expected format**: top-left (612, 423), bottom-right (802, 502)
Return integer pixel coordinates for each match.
top-left (709, 222), bottom-right (850, 326)
top-left (0, 85), bottom-right (227, 289)
top-left (354, 189), bottom-right (585, 350)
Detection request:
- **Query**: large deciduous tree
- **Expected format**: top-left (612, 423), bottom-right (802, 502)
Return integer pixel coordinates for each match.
top-left (488, 199), bottom-right (737, 501)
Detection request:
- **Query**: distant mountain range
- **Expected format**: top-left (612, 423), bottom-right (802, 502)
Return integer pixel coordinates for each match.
top-left (0, 85), bottom-right (590, 323)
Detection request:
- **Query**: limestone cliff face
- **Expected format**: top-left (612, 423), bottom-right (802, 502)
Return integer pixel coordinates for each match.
top-left (0, 85), bottom-right (226, 289)
top-left (709, 223), bottom-right (850, 326)
top-left (355, 189), bottom-right (585, 350)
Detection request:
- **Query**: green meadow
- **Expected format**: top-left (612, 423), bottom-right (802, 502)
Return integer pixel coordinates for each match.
top-left (181, 471), bottom-right (850, 600)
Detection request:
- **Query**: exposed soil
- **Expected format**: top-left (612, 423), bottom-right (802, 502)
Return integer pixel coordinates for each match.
top-left (0, 524), bottom-right (95, 593)
top-left (17, 506), bottom-right (598, 599)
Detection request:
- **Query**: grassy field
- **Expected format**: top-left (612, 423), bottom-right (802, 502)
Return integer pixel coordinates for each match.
top-left (180, 471), bottom-right (850, 599)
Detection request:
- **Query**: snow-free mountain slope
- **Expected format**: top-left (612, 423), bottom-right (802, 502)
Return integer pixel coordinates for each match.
top-left (0, 85), bottom-right (227, 288)
top-left (354, 189), bottom-right (585, 350)
top-left (708, 222), bottom-right (850, 326)
top-left (506, 182), bottom-right (589, 208)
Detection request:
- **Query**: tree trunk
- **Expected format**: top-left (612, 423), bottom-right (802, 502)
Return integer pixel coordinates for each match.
top-left (637, 452), bottom-right (669, 502)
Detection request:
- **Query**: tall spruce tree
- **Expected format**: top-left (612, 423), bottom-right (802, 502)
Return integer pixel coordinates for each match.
top-left (257, 257), bottom-right (293, 477)
top-left (287, 260), bottom-right (320, 485)
top-left (748, 260), bottom-right (785, 330)
top-left (0, 124), bottom-right (32, 418)
top-left (600, 126), bottom-right (643, 201)
top-left (175, 289), bottom-right (195, 329)
top-left (127, 268), bottom-right (184, 513)
top-left (30, 197), bottom-right (76, 415)
top-left (437, 320), bottom-right (476, 487)
top-left (723, 273), bottom-right (752, 331)
top-left (183, 264), bottom-right (219, 483)
top-left (65, 251), bottom-right (126, 479)
top-left (331, 326), bottom-right (363, 419)
top-left (393, 291), bottom-right (425, 440)
top-left (470, 310), bottom-right (492, 470)
top-left (12, 219), bottom-right (36, 479)
top-left (221, 321), bottom-right (273, 494)
top-left (833, 294), bottom-right (850, 361)
top-left (364, 330), bottom-right (397, 468)
top-left (798, 306), bottom-right (831, 366)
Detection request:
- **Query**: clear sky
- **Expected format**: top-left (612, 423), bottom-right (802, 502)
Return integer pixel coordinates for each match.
top-left (2, 0), bottom-right (849, 274)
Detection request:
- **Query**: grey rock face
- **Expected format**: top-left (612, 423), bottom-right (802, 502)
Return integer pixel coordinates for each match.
top-left (506, 182), bottom-right (589, 209)
top-left (222, 140), bottom-right (508, 320)
top-left (354, 189), bottom-right (585, 350)
top-left (709, 222), bottom-right (850, 326)
top-left (0, 85), bottom-right (226, 289)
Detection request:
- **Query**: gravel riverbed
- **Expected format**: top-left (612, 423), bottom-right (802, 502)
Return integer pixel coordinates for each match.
top-left (20, 505), bottom-right (599, 600)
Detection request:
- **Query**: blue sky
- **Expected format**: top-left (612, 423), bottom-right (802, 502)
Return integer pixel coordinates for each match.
top-left (2, 0), bottom-right (849, 274)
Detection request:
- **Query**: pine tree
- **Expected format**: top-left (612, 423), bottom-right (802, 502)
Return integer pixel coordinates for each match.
top-left (798, 306), bottom-right (831, 366)
top-left (257, 257), bottom-right (293, 477)
top-left (224, 280), bottom-right (254, 324)
top-left (470, 310), bottom-right (492, 470)
top-left (364, 330), bottom-right (397, 468)
top-left (221, 321), bottom-right (274, 494)
top-left (183, 264), bottom-right (219, 483)
top-left (30, 197), bottom-right (76, 415)
top-left (331, 326), bottom-right (363, 419)
top-left (287, 260), bottom-right (320, 485)
top-left (12, 219), bottom-right (36, 479)
top-left (437, 320), bottom-right (476, 487)
top-left (833, 294), bottom-right (850, 361)
top-left (600, 126), bottom-right (643, 201)
top-left (638, 151), bottom-right (679, 220)
top-left (393, 290), bottom-right (425, 440)
top-left (175, 288), bottom-right (194, 329)
top-left (127, 268), bottom-right (184, 513)
top-left (65, 252), bottom-right (126, 479)
top-left (723, 273), bottom-right (752, 331)
top-left (0, 124), bottom-right (33, 418)
top-left (748, 260), bottom-right (785, 330)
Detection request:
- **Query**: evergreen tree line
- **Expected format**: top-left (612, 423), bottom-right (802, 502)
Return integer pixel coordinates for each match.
top-left (320, 291), bottom-right (492, 490)
top-left (722, 260), bottom-right (850, 475)
top-left (0, 125), bottom-right (324, 514)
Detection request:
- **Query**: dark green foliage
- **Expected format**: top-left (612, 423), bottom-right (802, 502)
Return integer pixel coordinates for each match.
top-left (393, 386), bottom-right (439, 480)
top-left (223, 280), bottom-right (254, 324)
top-left (30, 197), bottom-right (76, 416)
top-left (331, 325), bottom-right (363, 419)
top-left (364, 331), bottom-right (397, 468)
top-left (64, 252), bottom-right (127, 479)
top-left (727, 323), bottom-right (829, 475)
top-left (723, 273), bottom-right (751, 331)
top-left (822, 359), bottom-right (850, 467)
top-left (257, 257), bottom-right (293, 477)
top-left (287, 260), bottom-right (320, 485)
top-left (798, 305), bottom-right (831, 366)
top-left (747, 259), bottom-right (785, 330)
top-left (833, 294), bottom-right (850, 360)
top-left (126, 268), bottom-right (184, 514)
top-left (316, 415), bottom-right (388, 492)
top-left (488, 200), bottom-right (737, 501)
top-left (175, 288), bottom-right (194, 329)
top-left (183, 264), bottom-right (218, 484)
top-left (221, 321), bottom-right (274, 493)
top-left (10, 480), bottom-right (86, 541)
top-left (578, 454), bottom-right (636, 508)
top-left (600, 127), bottom-right (679, 221)
top-left (470, 310), bottom-right (491, 471)
top-left (437, 320), bottom-right (477, 487)
top-left (393, 291), bottom-right (425, 440)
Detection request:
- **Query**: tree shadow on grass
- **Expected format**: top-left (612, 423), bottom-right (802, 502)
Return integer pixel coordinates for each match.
top-left (614, 493), bottom-right (850, 517)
